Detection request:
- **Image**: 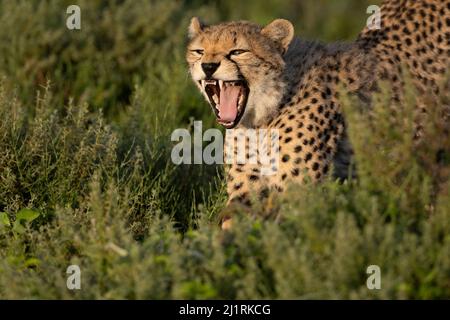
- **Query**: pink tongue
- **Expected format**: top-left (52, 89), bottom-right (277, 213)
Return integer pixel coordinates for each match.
top-left (218, 85), bottom-right (240, 122)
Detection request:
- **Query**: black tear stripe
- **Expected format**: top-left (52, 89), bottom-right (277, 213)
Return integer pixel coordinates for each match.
top-left (224, 57), bottom-right (245, 81)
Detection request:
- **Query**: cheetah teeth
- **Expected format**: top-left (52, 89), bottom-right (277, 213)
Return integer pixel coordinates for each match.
top-left (200, 79), bottom-right (243, 90)
top-left (199, 79), bottom-right (247, 114)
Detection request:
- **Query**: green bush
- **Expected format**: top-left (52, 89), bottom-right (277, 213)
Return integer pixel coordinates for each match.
top-left (0, 0), bottom-right (378, 116)
top-left (0, 74), bottom-right (449, 299)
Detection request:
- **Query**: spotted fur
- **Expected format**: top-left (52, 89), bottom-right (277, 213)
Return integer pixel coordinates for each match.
top-left (186, 0), bottom-right (450, 228)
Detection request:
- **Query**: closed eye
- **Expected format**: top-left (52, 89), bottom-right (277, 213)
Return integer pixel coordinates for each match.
top-left (229, 49), bottom-right (248, 56)
top-left (191, 49), bottom-right (204, 55)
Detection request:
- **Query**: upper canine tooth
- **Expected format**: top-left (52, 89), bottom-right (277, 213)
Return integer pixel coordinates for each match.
top-left (219, 80), bottom-right (224, 90)
top-left (201, 80), bottom-right (206, 89)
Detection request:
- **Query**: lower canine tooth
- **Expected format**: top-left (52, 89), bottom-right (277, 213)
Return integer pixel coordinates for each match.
top-left (213, 94), bottom-right (219, 104)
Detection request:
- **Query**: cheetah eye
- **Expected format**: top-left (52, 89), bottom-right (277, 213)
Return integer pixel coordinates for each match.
top-left (229, 49), bottom-right (248, 56)
top-left (191, 49), bottom-right (204, 55)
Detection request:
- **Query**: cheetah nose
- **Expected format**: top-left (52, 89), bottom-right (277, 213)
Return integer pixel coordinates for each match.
top-left (201, 63), bottom-right (220, 78)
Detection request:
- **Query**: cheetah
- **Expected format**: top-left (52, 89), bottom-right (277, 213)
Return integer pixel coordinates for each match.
top-left (186, 0), bottom-right (450, 228)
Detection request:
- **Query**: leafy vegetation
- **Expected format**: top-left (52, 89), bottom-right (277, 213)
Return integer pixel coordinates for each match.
top-left (0, 0), bottom-right (449, 299)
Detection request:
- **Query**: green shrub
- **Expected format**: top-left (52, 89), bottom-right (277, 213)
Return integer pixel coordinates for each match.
top-left (0, 0), bottom-right (377, 116)
top-left (0, 74), bottom-right (449, 299)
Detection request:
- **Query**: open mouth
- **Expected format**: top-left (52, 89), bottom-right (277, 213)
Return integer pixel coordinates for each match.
top-left (199, 79), bottom-right (249, 129)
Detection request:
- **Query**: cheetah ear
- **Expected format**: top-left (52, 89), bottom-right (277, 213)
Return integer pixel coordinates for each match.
top-left (189, 17), bottom-right (206, 39)
top-left (261, 19), bottom-right (294, 52)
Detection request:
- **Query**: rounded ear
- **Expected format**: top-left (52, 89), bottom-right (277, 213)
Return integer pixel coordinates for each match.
top-left (261, 19), bottom-right (294, 51)
top-left (188, 17), bottom-right (205, 39)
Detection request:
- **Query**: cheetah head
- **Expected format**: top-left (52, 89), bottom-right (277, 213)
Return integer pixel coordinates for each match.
top-left (186, 18), bottom-right (294, 128)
